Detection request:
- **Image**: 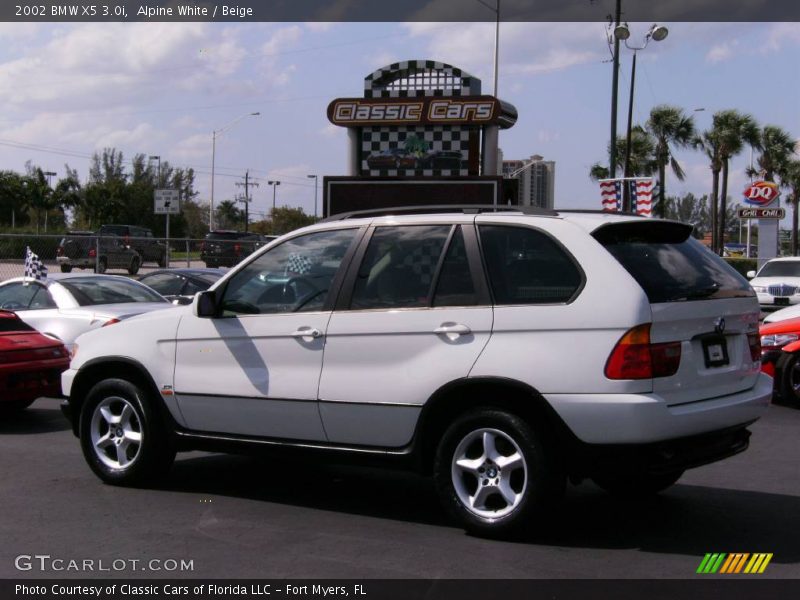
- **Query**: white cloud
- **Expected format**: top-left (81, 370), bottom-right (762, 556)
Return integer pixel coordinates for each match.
top-left (706, 41), bottom-right (736, 64)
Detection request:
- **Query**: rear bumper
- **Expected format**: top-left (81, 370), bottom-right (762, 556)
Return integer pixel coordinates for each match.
top-left (544, 372), bottom-right (772, 445)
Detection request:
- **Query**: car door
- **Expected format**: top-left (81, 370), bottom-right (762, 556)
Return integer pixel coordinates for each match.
top-left (173, 227), bottom-right (362, 440)
top-left (318, 221), bottom-right (493, 447)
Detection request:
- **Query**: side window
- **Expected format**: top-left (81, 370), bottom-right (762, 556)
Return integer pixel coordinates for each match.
top-left (351, 225), bottom-right (451, 310)
top-left (0, 282), bottom-right (42, 310)
top-left (142, 273), bottom-right (185, 296)
top-left (479, 225), bottom-right (582, 305)
top-left (433, 227), bottom-right (477, 307)
top-left (220, 228), bottom-right (358, 315)
top-left (29, 287), bottom-right (57, 309)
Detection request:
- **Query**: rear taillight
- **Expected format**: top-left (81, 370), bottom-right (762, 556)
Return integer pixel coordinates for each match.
top-left (200, 241), bottom-right (205, 251)
top-left (56, 246), bottom-right (64, 257)
top-left (89, 248), bottom-right (96, 258)
top-left (234, 243), bottom-right (241, 256)
top-left (748, 332), bottom-right (762, 362)
top-left (605, 323), bottom-right (682, 380)
top-left (102, 318), bottom-right (120, 327)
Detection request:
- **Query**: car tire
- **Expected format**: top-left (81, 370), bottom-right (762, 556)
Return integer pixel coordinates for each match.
top-left (157, 253), bottom-right (167, 268)
top-left (0, 399), bottom-right (36, 414)
top-left (433, 408), bottom-right (564, 538)
top-left (778, 353), bottom-right (800, 407)
top-left (60, 264), bottom-right (73, 273)
top-left (592, 470), bottom-right (684, 496)
top-left (95, 258), bottom-right (107, 274)
top-left (127, 257), bottom-right (140, 275)
top-left (79, 378), bottom-right (175, 486)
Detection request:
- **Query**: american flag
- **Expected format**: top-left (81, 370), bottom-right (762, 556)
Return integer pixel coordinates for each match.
top-left (599, 178), bottom-right (654, 217)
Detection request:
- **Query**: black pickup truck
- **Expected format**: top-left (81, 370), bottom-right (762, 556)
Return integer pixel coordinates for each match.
top-left (97, 225), bottom-right (168, 267)
top-left (200, 231), bottom-right (275, 268)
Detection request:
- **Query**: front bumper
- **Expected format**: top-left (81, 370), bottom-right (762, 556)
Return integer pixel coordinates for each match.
top-left (544, 372), bottom-right (772, 445)
top-left (755, 292), bottom-right (800, 309)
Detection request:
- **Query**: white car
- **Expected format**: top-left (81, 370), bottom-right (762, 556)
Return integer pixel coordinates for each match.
top-left (0, 273), bottom-right (175, 353)
top-left (61, 208), bottom-right (771, 537)
top-left (746, 257), bottom-right (800, 310)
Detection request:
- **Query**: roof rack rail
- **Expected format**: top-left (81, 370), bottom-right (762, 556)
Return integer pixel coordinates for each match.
top-left (556, 209), bottom-right (646, 217)
top-left (322, 204), bottom-right (558, 222)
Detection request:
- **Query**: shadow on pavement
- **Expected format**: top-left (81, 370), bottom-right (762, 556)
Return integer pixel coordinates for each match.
top-left (0, 401), bottom-right (72, 435)
top-left (160, 452), bottom-right (799, 565)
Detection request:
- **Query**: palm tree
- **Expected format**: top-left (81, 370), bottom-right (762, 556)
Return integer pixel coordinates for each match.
top-left (646, 105), bottom-right (696, 218)
top-left (589, 127), bottom-right (656, 212)
top-left (748, 125), bottom-right (796, 182)
top-left (710, 110), bottom-right (760, 255)
top-left (782, 159), bottom-right (800, 255)
top-left (215, 199), bottom-right (243, 230)
top-left (693, 130), bottom-right (723, 252)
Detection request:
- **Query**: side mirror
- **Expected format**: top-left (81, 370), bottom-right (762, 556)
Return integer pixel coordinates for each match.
top-left (195, 290), bottom-right (218, 318)
top-left (746, 271), bottom-right (756, 279)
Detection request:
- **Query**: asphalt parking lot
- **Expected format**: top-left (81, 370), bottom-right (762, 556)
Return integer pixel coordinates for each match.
top-left (1, 398), bottom-right (798, 580)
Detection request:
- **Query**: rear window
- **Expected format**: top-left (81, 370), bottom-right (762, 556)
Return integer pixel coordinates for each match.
top-left (58, 278), bottom-right (167, 306)
top-left (99, 225), bottom-right (127, 236)
top-left (206, 232), bottom-right (247, 240)
top-left (593, 221), bottom-right (754, 303)
top-left (757, 261), bottom-right (800, 277)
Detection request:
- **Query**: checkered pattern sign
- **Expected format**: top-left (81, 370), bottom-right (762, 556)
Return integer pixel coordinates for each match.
top-left (402, 238), bottom-right (446, 286)
top-left (364, 60), bottom-right (480, 98)
top-left (24, 246), bottom-right (48, 281)
top-left (286, 253), bottom-right (313, 275)
top-left (361, 125), bottom-right (473, 177)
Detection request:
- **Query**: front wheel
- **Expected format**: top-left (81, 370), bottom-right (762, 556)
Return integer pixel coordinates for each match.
top-left (433, 409), bottom-right (564, 538)
top-left (94, 258), bottom-right (107, 274)
top-left (60, 264), bottom-right (73, 273)
top-left (127, 256), bottom-right (140, 275)
top-left (779, 353), bottom-right (800, 407)
top-left (79, 379), bottom-right (175, 486)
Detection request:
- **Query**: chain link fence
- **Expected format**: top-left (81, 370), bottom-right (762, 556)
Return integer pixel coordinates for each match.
top-left (0, 233), bottom-right (213, 281)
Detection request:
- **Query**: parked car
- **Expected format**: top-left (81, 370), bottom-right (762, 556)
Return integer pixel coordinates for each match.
top-left (759, 316), bottom-right (800, 406)
top-left (420, 150), bottom-right (464, 170)
top-left (365, 148), bottom-right (417, 170)
top-left (762, 302), bottom-right (800, 323)
top-left (98, 224), bottom-right (167, 267)
top-left (200, 231), bottom-right (275, 268)
top-left (0, 273), bottom-right (174, 354)
top-left (0, 310), bottom-right (70, 414)
top-left (61, 207), bottom-right (770, 537)
top-left (57, 233), bottom-right (142, 275)
top-left (746, 257), bottom-right (800, 310)
top-left (138, 269), bottom-right (226, 305)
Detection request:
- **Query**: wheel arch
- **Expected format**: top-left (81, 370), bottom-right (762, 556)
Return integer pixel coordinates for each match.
top-left (67, 357), bottom-right (176, 437)
top-left (411, 377), bottom-right (578, 475)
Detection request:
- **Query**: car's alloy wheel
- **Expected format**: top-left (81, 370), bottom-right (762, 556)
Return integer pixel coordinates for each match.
top-left (79, 379), bottom-right (175, 485)
top-left (434, 409), bottom-right (563, 538)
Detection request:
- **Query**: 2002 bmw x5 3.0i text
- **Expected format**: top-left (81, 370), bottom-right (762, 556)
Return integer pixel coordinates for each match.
top-left (60, 207), bottom-right (771, 537)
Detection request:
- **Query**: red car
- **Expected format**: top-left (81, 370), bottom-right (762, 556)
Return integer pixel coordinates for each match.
top-left (0, 310), bottom-right (70, 414)
top-left (760, 316), bottom-right (800, 406)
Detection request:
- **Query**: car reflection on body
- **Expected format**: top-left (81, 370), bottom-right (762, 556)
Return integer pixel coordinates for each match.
top-left (138, 268), bottom-right (226, 305)
top-left (0, 309), bottom-right (70, 414)
top-left (0, 274), bottom-right (175, 353)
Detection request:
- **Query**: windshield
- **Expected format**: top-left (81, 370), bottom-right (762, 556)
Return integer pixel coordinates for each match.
top-left (59, 278), bottom-right (167, 306)
top-left (757, 261), bottom-right (800, 277)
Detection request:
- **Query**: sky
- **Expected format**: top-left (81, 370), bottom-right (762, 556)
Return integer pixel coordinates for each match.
top-left (0, 21), bottom-right (798, 224)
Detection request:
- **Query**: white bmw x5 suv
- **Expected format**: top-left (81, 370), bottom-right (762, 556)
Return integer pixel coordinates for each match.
top-left (61, 207), bottom-right (771, 537)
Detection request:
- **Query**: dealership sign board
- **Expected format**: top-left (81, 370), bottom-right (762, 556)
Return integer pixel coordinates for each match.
top-left (738, 207), bottom-right (785, 219)
top-left (743, 181), bottom-right (780, 206)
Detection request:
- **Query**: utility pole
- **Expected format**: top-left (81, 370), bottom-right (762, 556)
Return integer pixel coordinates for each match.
top-left (609, 0), bottom-right (622, 179)
top-left (267, 181), bottom-right (281, 216)
top-left (43, 170), bottom-right (56, 233)
top-left (235, 170), bottom-right (259, 232)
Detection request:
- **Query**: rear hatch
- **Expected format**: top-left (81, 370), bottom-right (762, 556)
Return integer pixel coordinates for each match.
top-left (593, 220), bottom-right (760, 406)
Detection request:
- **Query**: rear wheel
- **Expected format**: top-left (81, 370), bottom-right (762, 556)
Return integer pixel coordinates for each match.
top-left (157, 253), bottom-right (167, 268)
top-left (127, 256), bottom-right (140, 275)
top-left (433, 408), bottom-right (564, 538)
top-left (592, 470), bottom-right (684, 497)
top-left (60, 264), bottom-right (72, 273)
top-left (94, 258), bottom-right (107, 274)
top-left (79, 379), bottom-right (175, 485)
top-left (779, 353), bottom-right (800, 407)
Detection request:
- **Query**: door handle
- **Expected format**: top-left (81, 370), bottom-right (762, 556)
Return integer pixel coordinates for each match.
top-left (291, 327), bottom-right (323, 339)
top-left (434, 323), bottom-right (472, 336)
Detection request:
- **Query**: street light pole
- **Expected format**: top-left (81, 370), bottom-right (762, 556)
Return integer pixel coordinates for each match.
top-left (609, 0), bottom-right (622, 179)
top-left (210, 111), bottom-right (260, 232)
top-left (43, 171), bottom-right (56, 233)
top-left (307, 174), bottom-right (318, 219)
top-left (267, 180), bottom-right (281, 216)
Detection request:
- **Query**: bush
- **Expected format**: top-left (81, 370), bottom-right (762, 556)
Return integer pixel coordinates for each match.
top-left (725, 258), bottom-right (758, 278)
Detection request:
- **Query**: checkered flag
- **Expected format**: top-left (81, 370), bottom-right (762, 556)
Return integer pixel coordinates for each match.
top-left (286, 253), bottom-right (312, 274)
top-left (24, 246), bottom-right (48, 281)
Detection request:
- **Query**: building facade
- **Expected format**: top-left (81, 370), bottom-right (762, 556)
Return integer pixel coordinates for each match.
top-left (502, 154), bottom-right (556, 210)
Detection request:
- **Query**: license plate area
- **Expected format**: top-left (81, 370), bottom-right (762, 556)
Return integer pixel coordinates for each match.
top-left (701, 335), bottom-right (729, 368)
top-left (775, 297), bottom-right (790, 306)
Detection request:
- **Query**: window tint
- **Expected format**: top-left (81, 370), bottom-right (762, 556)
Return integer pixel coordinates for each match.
top-left (593, 221), bottom-right (754, 303)
top-left (59, 278), bottom-right (166, 305)
top-left (140, 273), bottom-right (185, 296)
top-left (479, 225), bottom-right (582, 305)
top-left (0, 283), bottom-right (42, 310)
top-left (757, 261), bottom-right (800, 277)
top-left (221, 228), bottom-right (357, 315)
top-left (433, 227), bottom-right (477, 307)
top-left (351, 225), bottom-right (451, 310)
top-left (29, 287), bottom-right (57, 309)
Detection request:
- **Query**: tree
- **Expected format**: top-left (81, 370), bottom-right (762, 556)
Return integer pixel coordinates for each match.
top-left (214, 200), bottom-right (243, 230)
top-left (589, 127), bottom-right (657, 181)
top-left (251, 206), bottom-right (317, 236)
top-left (748, 125), bottom-right (796, 182)
top-left (646, 105), bottom-right (695, 218)
top-left (692, 130), bottom-right (723, 252)
top-left (0, 170), bottom-right (30, 228)
top-left (782, 159), bottom-right (800, 255)
top-left (710, 110), bottom-right (760, 255)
